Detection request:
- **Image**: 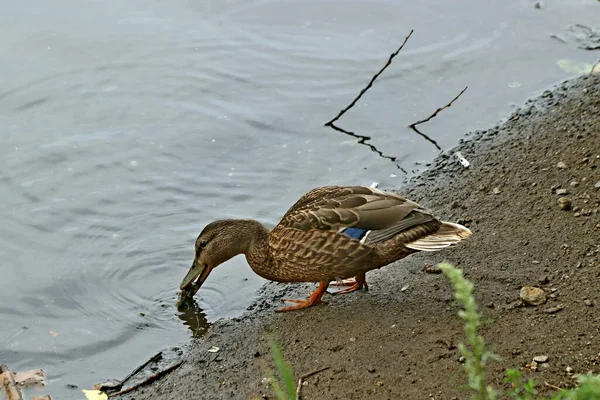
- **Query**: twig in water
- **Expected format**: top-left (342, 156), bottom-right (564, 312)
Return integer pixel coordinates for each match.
top-left (408, 86), bottom-right (468, 128)
top-left (409, 125), bottom-right (442, 151)
top-left (323, 30), bottom-right (415, 168)
top-left (295, 367), bottom-right (330, 400)
top-left (325, 30), bottom-right (413, 127)
top-left (108, 361), bottom-right (183, 398)
top-left (327, 123), bottom-right (407, 173)
top-left (120, 352), bottom-right (163, 387)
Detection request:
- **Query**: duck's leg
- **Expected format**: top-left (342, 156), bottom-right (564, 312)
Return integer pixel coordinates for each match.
top-left (331, 272), bottom-right (368, 295)
top-left (276, 281), bottom-right (329, 312)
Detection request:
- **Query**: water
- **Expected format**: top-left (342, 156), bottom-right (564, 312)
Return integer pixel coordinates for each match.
top-left (1, 0), bottom-right (598, 397)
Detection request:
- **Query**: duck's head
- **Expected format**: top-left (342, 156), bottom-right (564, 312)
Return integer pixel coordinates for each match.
top-left (179, 220), bottom-right (251, 294)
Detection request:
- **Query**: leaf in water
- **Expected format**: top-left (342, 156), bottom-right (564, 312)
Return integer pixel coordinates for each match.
top-left (207, 346), bottom-right (220, 353)
top-left (557, 59), bottom-right (593, 75)
top-left (82, 389), bottom-right (108, 400)
top-left (12, 369), bottom-right (45, 387)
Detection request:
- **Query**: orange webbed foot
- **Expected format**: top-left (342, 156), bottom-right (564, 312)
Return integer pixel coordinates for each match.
top-left (330, 273), bottom-right (368, 295)
top-left (276, 298), bottom-right (328, 312)
top-left (275, 281), bottom-right (329, 312)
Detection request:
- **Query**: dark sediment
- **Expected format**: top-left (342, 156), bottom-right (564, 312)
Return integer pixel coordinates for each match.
top-left (119, 73), bottom-right (600, 399)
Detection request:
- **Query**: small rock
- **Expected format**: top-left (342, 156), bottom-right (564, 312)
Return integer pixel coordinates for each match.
top-left (492, 187), bottom-right (501, 195)
top-left (458, 356), bottom-right (465, 363)
top-left (566, 366), bottom-right (574, 374)
top-left (533, 355), bottom-right (549, 363)
top-left (557, 161), bottom-right (568, 169)
top-left (570, 181), bottom-right (579, 187)
top-left (584, 299), bottom-right (593, 306)
top-left (557, 197), bottom-right (572, 210)
top-left (520, 286), bottom-right (547, 306)
top-left (556, 188), bottom-right (569, 195)
top-left (539, 276), bottom-right (550, 284)
top-left (595, 181), bottom-right (600, 190)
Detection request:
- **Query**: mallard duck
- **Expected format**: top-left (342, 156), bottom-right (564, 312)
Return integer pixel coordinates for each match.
top-left (180, 185), bottom-right (471, 312)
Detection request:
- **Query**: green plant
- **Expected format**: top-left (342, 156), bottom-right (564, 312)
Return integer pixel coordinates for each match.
top-left (439, 262), bottom-right (497, 400)
top-left (266, 339), bottom-right (297, 400)
top-left (567, 374), bottom-right (600, 400)
top-left (505, 368), bottom-right (538, 400)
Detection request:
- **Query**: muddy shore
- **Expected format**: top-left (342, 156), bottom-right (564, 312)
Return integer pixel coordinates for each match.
top-left (118, 73), bottom-right (599, 400)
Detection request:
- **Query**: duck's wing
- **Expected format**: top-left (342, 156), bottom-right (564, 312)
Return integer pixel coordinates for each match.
top-left (278, 185), bottom-right (428, 233)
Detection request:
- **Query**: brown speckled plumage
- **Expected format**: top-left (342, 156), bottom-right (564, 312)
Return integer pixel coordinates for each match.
top-left (180, 185), bottom-right (471, 311)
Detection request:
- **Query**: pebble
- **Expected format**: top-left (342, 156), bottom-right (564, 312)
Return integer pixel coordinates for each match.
top-left (557, 197), bottom-right (572, 210)
top-left (556, 188), bottom-right (569, 195)
top-left (557, 161), bottom-right (568, 169)
top-left (595, 181), bottom-right (600, 190)
top-left (566, 366), bottom-right (574, 374)
top-left (533, 355), bottom-right (549, 363)
top-left (570, 181), bottom-right (578, 187)
top-left (520, 286), bottom-right (547, 306)
top-left (584, 299), bottom-right (593, 306)
top-left (492, 187), bottom-right (501, 195)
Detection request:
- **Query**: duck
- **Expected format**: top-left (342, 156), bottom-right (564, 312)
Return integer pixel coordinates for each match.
top-left (179, 184), bottom-right (471, 312)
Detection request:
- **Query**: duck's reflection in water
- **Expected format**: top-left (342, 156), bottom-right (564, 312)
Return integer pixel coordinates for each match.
top-left (177, 297), bottom-right (210, 338)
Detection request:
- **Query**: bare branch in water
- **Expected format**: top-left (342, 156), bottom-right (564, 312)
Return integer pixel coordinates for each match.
top-left (328, 123), bottom-right (407, 174)
top-left (409, 125), bottom-right (442, 151)
top-left (325, 30), bottom-right (414, 127)
top-left (323, 30), bottom-right (414, 170)
top-left (108, 361), bottom-right (183, 397)
top-left (409, 86), bottom-right (468, 129)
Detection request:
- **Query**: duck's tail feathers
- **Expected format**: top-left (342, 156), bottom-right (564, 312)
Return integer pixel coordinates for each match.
top-left (404, 221), bottom-right (472, 252)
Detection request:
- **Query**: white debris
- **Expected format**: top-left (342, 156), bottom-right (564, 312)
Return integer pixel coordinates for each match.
top-left (455, 152), bottom-right (470, 168)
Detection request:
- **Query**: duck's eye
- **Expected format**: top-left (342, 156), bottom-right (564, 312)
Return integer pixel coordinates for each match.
top-left (199, 240), bottom-right (208, 248)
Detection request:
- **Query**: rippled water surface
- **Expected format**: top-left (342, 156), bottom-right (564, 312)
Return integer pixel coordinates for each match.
top-left (1, 0), bottom-right (598, 397)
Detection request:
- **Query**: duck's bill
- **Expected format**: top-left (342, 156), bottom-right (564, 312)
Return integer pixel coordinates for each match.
top-left (180, 262), bottom-right (212, 293)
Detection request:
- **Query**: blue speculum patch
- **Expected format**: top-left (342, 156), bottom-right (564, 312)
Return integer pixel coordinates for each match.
top-left (343, 227), bottom-right (368, 240)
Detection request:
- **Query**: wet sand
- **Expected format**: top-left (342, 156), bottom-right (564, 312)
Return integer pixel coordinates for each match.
top-left (119, 73), bottom-right (600, 399)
